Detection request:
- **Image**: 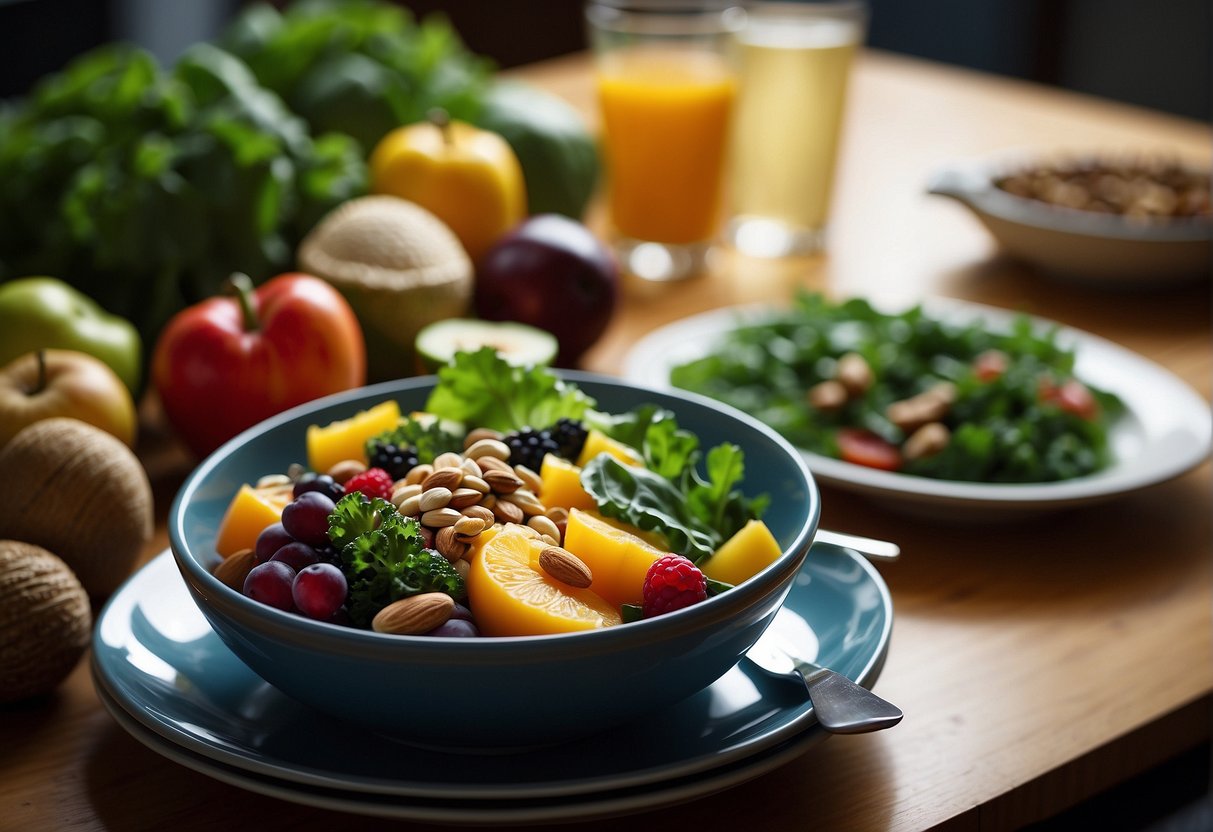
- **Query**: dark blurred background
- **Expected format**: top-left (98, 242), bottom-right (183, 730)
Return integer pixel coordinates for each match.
top-left (0, 0), bottom-right (1209, 120)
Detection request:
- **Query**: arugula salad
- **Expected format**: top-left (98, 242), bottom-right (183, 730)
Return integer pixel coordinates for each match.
top-left (669, 293), bottom-right (1126, 484)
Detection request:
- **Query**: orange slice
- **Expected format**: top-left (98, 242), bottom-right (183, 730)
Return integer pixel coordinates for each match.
top-left (214, 483), bottom-right (292, 558)
top-left (561, 509), bottom-right (669, 608)
top-left (467, 525), bottom-right (621, 636)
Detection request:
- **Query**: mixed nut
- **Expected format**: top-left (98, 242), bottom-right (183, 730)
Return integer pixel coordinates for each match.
top-left (995, 158), bottom-right (1211, 221)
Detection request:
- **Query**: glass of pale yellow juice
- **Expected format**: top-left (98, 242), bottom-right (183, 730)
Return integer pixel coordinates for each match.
top-left (727, 1), bottom-right (866, 257)
top-left (587, 1), bottom-right (742, 281)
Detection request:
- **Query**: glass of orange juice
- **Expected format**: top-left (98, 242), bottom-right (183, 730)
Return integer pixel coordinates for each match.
top-left (726, 1), bottom-right (867, 258)
top-left (586, 1), bottom-right (741, 281)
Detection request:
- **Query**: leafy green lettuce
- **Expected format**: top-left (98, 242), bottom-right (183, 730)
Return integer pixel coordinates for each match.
top-left (424, 347), bottom-right (595, 432)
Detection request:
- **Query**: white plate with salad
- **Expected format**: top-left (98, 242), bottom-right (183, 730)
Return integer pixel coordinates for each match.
top-left (623, 294), bottom-right (1212, 518)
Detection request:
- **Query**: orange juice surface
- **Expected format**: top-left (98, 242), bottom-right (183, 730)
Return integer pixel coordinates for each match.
top-left (597, 48), bottom-right (736, 245)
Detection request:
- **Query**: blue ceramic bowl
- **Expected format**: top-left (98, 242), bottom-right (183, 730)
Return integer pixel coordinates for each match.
top-left (169, 372), bottom-right (820, 750)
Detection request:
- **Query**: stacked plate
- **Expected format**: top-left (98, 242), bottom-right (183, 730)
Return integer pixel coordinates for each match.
top-left (93, 546), bottom-right (893, 823)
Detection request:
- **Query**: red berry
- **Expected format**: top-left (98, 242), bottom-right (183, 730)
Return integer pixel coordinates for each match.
top-left (642, 554), bottom-right (708, 618)
top-left (343, 467), bottom-right (394, 501)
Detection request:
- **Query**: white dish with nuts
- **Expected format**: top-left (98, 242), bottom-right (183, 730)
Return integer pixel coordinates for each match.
top-left (624, 298), bottom-right (1212, 519)
top-left (928, 152), bottom-right (1211, 287)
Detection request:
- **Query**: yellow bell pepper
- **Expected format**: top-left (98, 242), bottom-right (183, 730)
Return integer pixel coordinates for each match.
top-left (369, 110), bottom-right (527, 262)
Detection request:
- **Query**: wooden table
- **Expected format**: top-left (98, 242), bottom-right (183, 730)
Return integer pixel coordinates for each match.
top-left (3, 50), bottom-right (1210, 832)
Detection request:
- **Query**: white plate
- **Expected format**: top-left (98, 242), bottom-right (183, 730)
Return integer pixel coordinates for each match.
top-left (623, 299), bottom-right (1212, 519)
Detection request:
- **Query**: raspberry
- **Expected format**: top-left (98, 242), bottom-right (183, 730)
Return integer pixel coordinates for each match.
top-left (642, 554), bottom-right (708, 618)
top-left (343, 467), bottom-right (394, 501)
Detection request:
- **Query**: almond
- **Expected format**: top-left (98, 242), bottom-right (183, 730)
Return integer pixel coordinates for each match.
top-left (476, 456), bottom-right (512, 474)
top-left (372, 592), bottom-right (455, 635)
top-left (463, 427), bottom-right (504, 449)
top-left (483, 469), bottom-right (524, 494)
top-left (421, 468), bottom-right (463, 493)
top-left (213, 548), bottom-right (256, 591)
top-left (448, 487), bottom-right (483, 509)
top-left (491, 498), bottom-right (525, 525)
top-left (538, 546), bottom-right (593, 589)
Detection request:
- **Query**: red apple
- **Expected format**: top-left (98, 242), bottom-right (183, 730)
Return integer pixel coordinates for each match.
top-left (473, 214), bottom-right (618, 366)
top-left (0, 350), bottom-right (137, 448)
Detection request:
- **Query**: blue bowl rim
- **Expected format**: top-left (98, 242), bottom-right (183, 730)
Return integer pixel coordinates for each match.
top-left (168, 370), bottom-right (821, 659)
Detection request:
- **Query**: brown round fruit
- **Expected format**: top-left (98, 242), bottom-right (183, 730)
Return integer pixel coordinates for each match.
top-left (0, 540), bottom-right (92, 704)
top-left (0, 418), bottom-right (153, 597)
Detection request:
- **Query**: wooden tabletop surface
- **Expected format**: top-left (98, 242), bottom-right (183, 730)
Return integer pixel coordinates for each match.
top-left (3, 50), bottom-right (1210, 832)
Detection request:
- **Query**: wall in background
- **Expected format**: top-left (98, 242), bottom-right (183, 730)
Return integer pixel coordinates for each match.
top-left (0, 0), bottom-right (1208, 121)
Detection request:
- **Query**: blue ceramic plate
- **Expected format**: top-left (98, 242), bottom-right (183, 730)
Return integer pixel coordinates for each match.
top-left (93, 544), bottom-right (892, 808)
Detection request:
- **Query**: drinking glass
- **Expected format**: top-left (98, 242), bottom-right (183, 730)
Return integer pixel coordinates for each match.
top-left (586, 0), bottom-right (741, 281)
top-left (726, 1), bottom-right (867, 257)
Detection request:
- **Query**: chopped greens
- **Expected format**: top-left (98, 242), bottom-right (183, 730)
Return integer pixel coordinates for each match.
top-left (327, 493), bottom-right (464, 627)
top-left (669, 292), bottom-right (1125, 483)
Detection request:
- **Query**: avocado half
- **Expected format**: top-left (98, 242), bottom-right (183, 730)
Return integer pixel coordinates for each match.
top-left (414, 318), bottom-right (558, 373)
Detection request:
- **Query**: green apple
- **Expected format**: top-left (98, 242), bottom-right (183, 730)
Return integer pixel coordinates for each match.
top-left (0, 277), bottom-right (142, 396)
top-left (0, 350), bottom-right (137, 448)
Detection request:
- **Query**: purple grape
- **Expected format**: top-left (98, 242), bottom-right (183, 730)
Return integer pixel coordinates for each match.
top-left (270, 541), bottom-right (320, 571)
top-left (448, 603), bottom-right (474, 622)
top-left (281, 491), bottom-right (336, 548)
top-left (292, 563), bottom-right (349, 621)
top-left (293, 472), bottom-right (344, 502)
top-left (424, 618), bottom-right (480, 638)
top-left (243, 561), bottom-right (296, 611)
top-left (254, 522), bottom-right (293, 564)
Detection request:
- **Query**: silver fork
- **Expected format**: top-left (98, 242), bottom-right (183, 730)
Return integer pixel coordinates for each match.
top-left (746, 627), bottom-right (903, 734)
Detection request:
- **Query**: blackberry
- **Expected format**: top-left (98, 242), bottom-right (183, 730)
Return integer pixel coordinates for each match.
top-left (551, 418), bottom-right (589, 461)
top-left (367, 441), bottom-right (418, 481)
top-left (503, 428), bottom-right (562, 472)
top-left (503, 419), bottom-right (589, 471)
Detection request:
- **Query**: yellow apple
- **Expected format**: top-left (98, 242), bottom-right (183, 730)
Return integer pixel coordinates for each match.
top-left (0, 350), bottom-right (137, 448)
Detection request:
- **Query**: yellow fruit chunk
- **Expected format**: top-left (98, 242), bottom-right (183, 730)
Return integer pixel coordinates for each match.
top-left (561, 509), bottom-right (668, 608)
top-left (306, 400), bottom-right (401, 474)
top-left (576, 429), bottom-right (644, 468)
top-left (467, 524), bottom-right (620, 636)
top-left (214, 484), bottom-right (291, 558)
top-left (538, 454), bottom-right (597, 512)
top-left (701, 519), bottom-right (783, 586)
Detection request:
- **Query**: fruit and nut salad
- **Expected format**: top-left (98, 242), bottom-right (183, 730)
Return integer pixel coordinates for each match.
top-left (671, 293), bottom-right (1126, 483)
top-left (211, 348), bottom-right (777, 637)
